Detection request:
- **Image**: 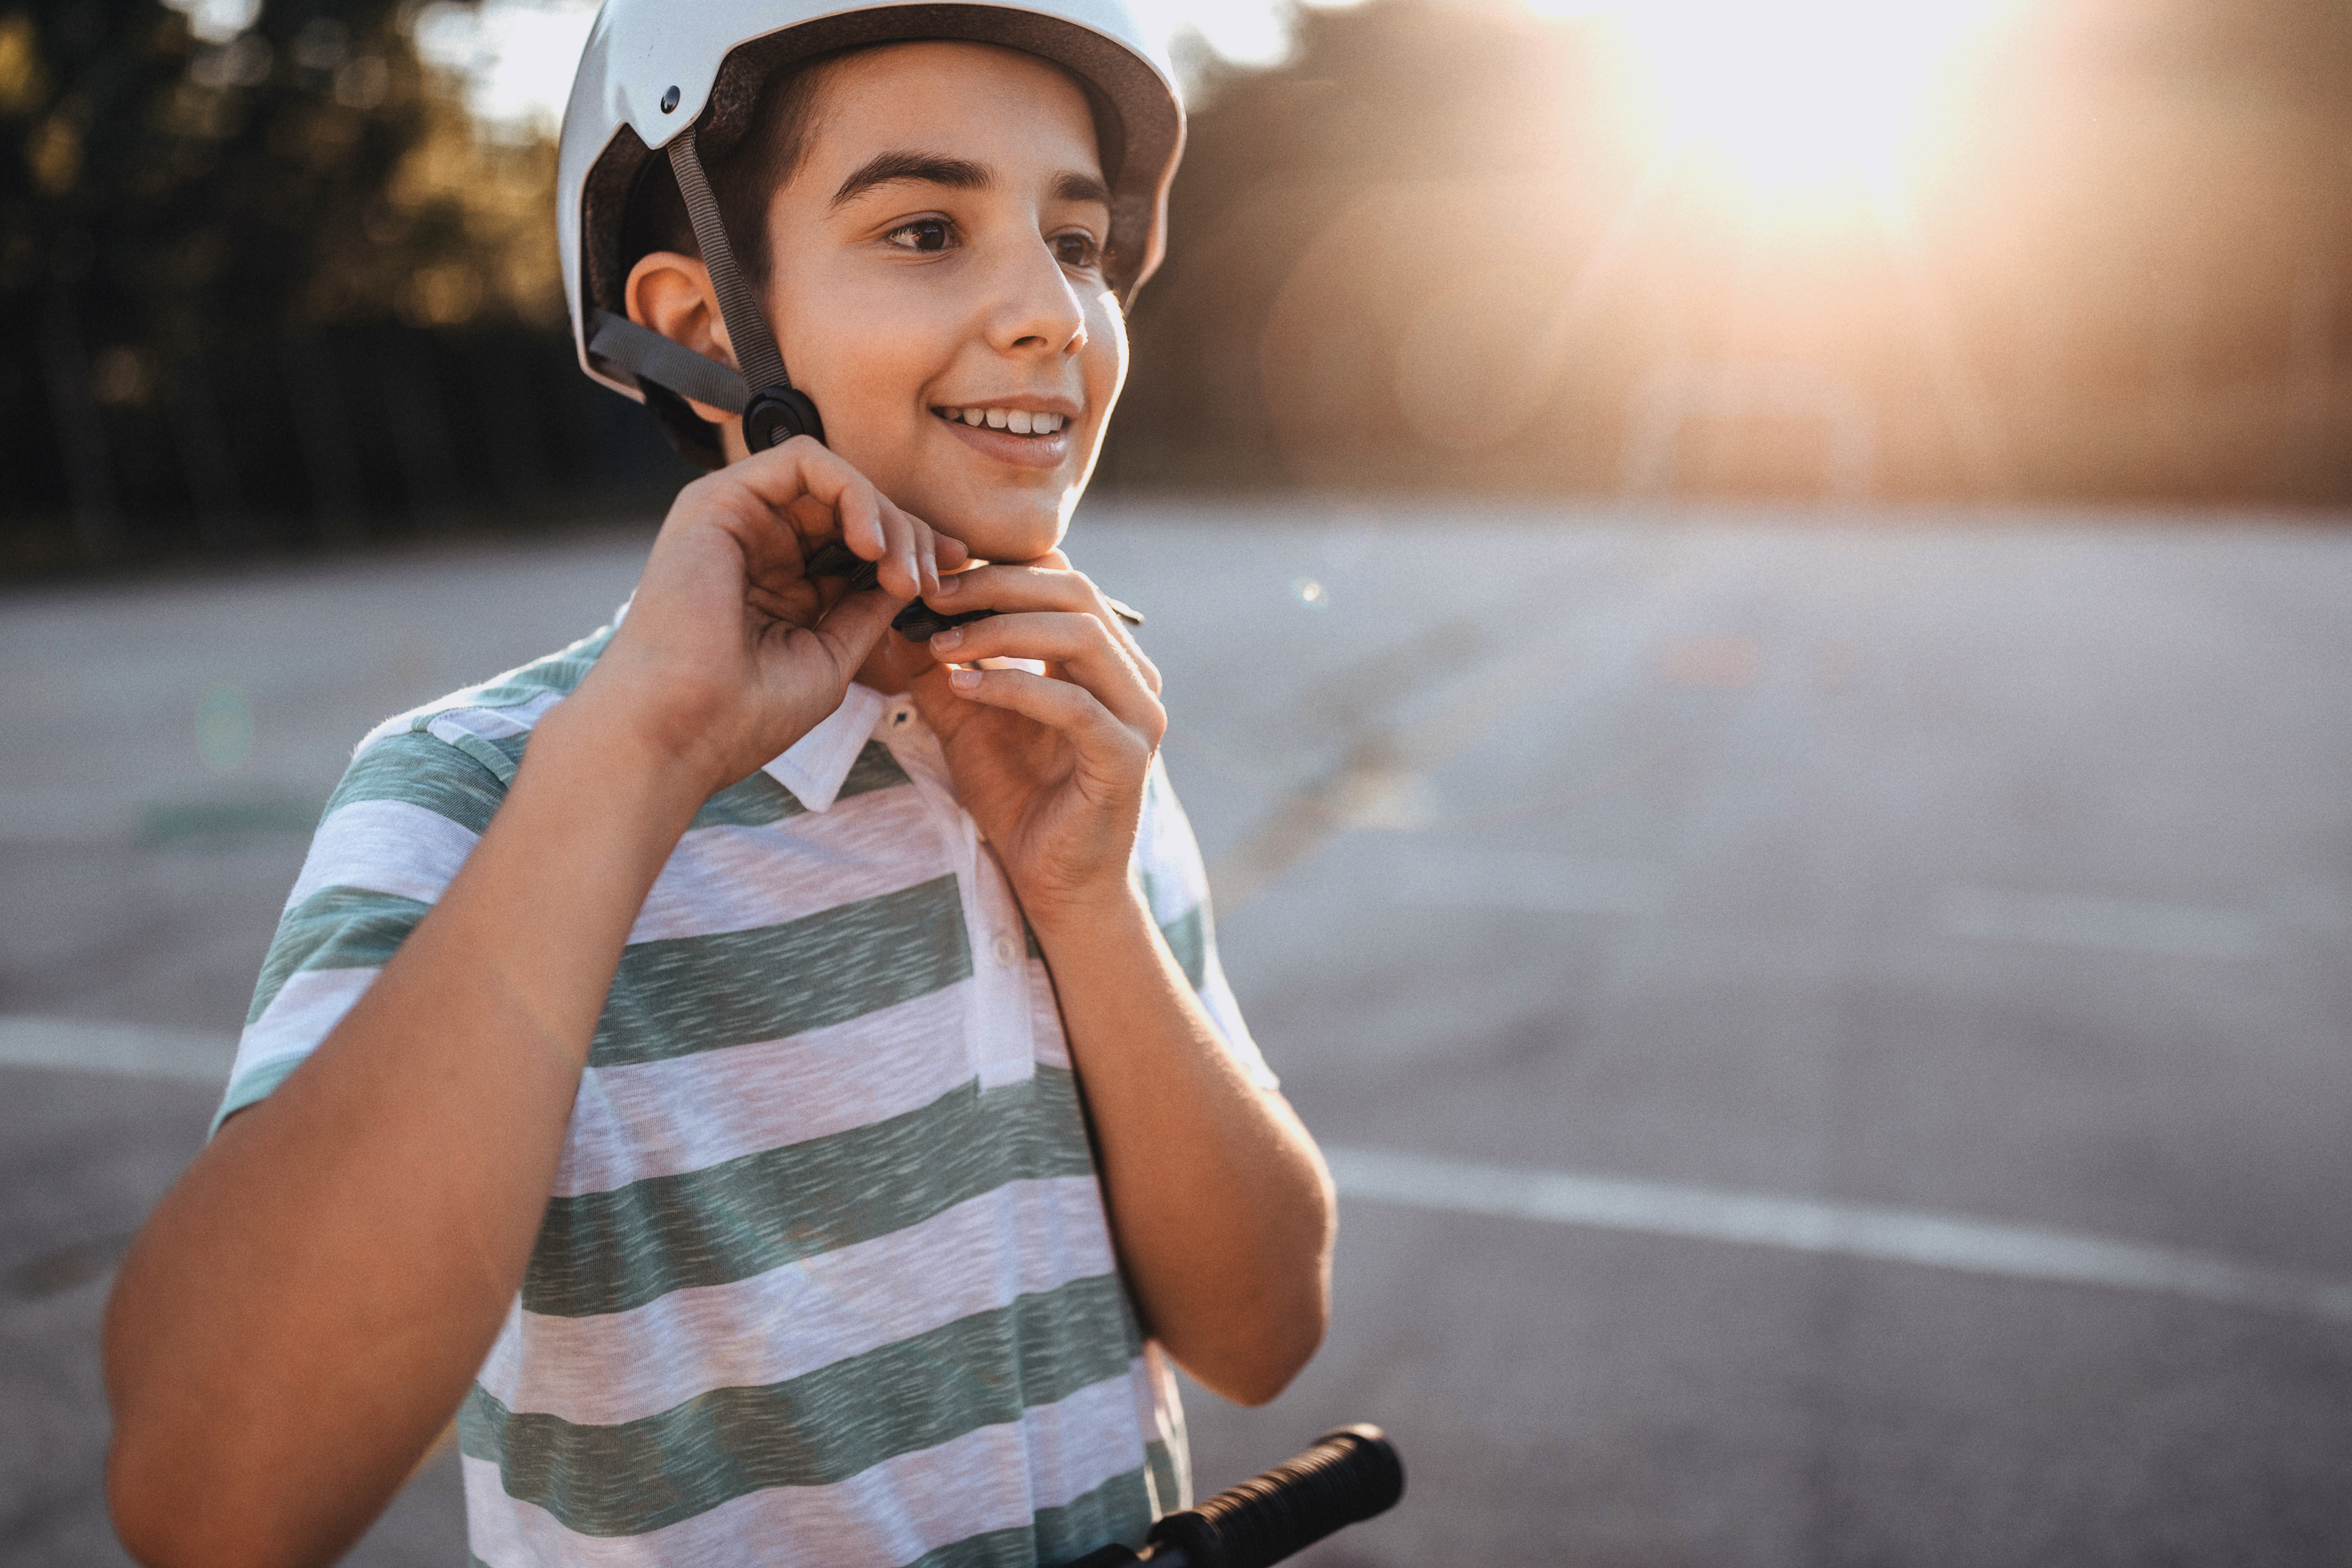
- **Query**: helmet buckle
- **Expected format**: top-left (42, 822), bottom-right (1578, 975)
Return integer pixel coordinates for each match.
top-left (744, 386), bottom-right (826, 449)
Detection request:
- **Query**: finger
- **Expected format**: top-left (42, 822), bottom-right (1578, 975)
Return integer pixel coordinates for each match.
top-left (928, 612), bottom-right (1164, 741)
top-left (735, 446), bottom-right (976, 617)
top-left (942, 665), bottom-right (1152, 775)
top-left (737, 438), bottom-right (971, 603)
top-left (1114, 612), bottom-right (1161, 697)
top-left (805, 572), bottom-right (903, 674)
top-left (895, 505), bottom-right (933, 598)
top-left (874, 502), bottom-right (923, 601)
top-left (1016, 561), bottom-right (1157, 695)
top-left (920, 559), bottom-right (1083, 612)
top-left (827, 472), bottom-right (889, 570)
top-left (726, 436), bottom-right (892, 565)
top-left (916, 522), bottom-right (953, 599)
top-left (920, 562), bottom-right (1163, 695)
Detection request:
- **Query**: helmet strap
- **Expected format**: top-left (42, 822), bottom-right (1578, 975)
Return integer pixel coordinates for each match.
top-left (664, 128), bottom-right (827, 450)
top-left (666, 129), bottom-right (789, 394)
top-left (588, 310), bottom-right (749, 413)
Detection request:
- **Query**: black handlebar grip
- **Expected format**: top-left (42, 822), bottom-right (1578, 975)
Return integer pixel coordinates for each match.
top-left (1143, 1425), bottom-right (1404, 1568)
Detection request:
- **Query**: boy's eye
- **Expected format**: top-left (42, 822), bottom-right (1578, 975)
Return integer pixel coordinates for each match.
top-left (886, 219), bottom-right (954, 253)
top-left (1052, 232), bottom-right (1101, 270)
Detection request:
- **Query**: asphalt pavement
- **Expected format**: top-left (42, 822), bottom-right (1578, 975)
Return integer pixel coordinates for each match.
top-left (5, 503), bottom-right (2350, 1566)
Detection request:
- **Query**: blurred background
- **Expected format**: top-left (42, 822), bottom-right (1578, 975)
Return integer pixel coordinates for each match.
top-left (7, 0), bottom-right (2352, 569)
top-left (5, 0), bottom-right (2352, 1564)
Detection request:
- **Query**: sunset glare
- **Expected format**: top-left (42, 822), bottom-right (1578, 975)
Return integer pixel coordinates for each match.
top-left (1552, 0), bottom-right (2001, 195)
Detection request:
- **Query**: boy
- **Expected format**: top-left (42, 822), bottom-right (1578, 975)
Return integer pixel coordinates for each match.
top-left (100, 4), bottom-right (1335, 1566)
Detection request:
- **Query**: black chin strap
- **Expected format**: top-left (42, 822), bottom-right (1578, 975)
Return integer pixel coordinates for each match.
top-left (589, 310), bottom-right (748, 414)
top-left (589, 126), bottom-right (826, 450)
top-left (666, 128), bottom-right (789, 397)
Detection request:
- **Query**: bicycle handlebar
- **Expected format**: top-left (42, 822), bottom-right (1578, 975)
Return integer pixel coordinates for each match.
top-left (1066, 1424), bottom-right (1404, 1568)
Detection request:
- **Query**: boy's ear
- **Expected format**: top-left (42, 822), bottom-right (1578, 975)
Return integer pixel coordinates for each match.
top-left (624, 251), bottom-right (743, 432)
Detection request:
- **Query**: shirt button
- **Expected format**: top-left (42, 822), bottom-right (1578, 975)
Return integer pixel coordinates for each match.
top-left (992, 933), bottom-right (1022, 968)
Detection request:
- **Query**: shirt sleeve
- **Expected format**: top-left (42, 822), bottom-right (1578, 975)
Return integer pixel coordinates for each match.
top-left (211, 727), bottom-right (511, 1134)
top-left (1131, 755), bottom-right (1278, 1091)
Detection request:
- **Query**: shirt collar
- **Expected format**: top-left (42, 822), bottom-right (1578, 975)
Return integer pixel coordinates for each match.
top-left (760, 682), bottom-right (890, 813)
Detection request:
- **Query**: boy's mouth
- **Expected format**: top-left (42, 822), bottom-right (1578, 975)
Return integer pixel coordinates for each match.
top-left (933, 405), bottom-right (1070, 436)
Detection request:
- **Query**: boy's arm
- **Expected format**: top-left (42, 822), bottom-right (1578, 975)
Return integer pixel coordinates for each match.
top-left (897, 562), bottom-right (1336, 1407)
top-left (1029, 887), bottom-right (1334, 1405)
top-left (102, 443), bottom-right (955, 1568)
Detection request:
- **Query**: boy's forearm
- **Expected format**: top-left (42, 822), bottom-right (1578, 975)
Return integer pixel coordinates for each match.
top-left (103, 702), bottom-right (707, 1568)
top-left (1030, 886), bottom-right (1334, 1407)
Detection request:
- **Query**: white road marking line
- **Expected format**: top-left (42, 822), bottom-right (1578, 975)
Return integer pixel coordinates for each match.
top-left (0, 1017), bottom-right (236, 1085)
top-left (1391, 852), bottom-right (1670, 917)
top-left (27, 1015), bottom-right (2340, 1326)
top-left (1941, 886), bottom-right (2266, 960)
top-left (1325, 1146), bottom-right (2352, 1325)
top-left (0, 791), bottom-right (133, 845)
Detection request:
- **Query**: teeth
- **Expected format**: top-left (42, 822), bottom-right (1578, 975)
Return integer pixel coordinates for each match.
top-left (937, 407), bottom-right (1069, 433)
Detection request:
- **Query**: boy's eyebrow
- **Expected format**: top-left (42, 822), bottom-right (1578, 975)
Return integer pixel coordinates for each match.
top-left (828, 152), bottom-right (1115, 211)
top-left (831, 151), bottom-right (990, 206)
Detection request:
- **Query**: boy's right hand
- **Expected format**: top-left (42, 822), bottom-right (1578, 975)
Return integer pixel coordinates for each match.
top-left (568, 436), bottom-right (966, 795)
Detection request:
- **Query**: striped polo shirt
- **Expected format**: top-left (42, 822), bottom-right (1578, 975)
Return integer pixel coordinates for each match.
top-left (214, 617), bottom-right (1274, 1568)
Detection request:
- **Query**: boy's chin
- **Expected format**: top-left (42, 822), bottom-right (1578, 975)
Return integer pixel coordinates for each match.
top-left (933, 501), bottom-right (1069, 566)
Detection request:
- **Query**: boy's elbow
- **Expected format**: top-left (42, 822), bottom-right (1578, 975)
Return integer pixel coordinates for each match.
top-left (107, 1419), bottom-right (313, 1568)
top-left (1224, 1175), bottom-right (1335, 1405)
top-left (108, 1432), bottom-right (223, 1568)
top-left (1188, 1267), bottom-right (1330, 1408)
top-left (1222, 1309), bottom-right (1328, 1408)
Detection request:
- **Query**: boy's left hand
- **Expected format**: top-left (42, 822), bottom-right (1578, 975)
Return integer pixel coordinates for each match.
top-left (892, 551), bottom-right (1164, 923)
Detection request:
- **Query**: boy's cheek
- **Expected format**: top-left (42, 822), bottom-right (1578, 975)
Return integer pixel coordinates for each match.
top-left (1089, 293), bottom-right (1130, 392)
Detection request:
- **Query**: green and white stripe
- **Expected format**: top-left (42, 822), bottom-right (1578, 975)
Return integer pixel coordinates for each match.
top-left (217, 621), bottom-right (1264, 1567)
top-left (477, 1178), bottom-right (1119, 1426)
top-left (460, 1376), bottom-right (1175, 1567)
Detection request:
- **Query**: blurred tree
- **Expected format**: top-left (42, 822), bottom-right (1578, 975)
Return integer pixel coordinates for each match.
top-left (1, 0), bottom-right (556, 343)
top-left (0, 0), bottom-right (605, 566)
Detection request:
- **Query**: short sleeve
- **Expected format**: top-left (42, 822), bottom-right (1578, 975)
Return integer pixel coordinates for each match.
top-left (211, 729), bottom-right (509, 1133)
top-left (212, 626), bottom-right (616, 1133)
top-left (1132, 755), bottom-right (1277, 1091)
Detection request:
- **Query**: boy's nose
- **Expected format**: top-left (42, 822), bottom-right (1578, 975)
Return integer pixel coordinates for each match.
top-left (984, 239), bottom-right (1089, 358)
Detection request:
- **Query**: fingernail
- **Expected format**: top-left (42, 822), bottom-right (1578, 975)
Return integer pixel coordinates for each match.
top-left (933, 573), bottom-right (959, 597)
top-left (948, 667), bottom-right (981, 690)
top-left (931, 627), bottom-right (962, 651)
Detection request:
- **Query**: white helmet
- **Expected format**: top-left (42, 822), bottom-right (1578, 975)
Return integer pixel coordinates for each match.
top-left (555, 0), bottom-right (1185, 463)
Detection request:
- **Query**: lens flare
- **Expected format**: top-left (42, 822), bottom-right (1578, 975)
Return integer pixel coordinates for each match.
top-left (1541, 0), bottom-right (2000, 196)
